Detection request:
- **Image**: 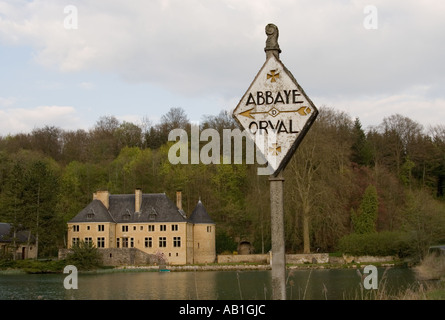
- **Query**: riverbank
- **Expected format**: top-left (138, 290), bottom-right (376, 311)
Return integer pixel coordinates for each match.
top-left (0, 257), bottom-right (405, 275)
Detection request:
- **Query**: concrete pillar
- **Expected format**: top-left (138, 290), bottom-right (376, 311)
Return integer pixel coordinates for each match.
top-left (269, 173), bottom-right (286, 300)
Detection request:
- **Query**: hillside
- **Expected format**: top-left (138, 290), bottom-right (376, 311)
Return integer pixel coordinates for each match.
top-left (1, 107), bottom-right (444, 259)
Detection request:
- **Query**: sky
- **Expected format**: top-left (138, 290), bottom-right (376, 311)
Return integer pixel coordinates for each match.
top-left (0, 0), bottom-right (444, 136)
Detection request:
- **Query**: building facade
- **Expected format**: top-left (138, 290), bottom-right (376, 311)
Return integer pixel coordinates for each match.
top-left (0, 223), bottom-right (37, 260)
top-left (67, 189), bottom-right (215, 265)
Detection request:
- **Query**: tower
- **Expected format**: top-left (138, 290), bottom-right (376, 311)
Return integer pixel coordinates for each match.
top-left (189, 200), bottom-right (216, 264)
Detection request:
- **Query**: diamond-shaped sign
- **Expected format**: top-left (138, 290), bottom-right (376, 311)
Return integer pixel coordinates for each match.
top-left (233, 54), bottom-right (318, 176)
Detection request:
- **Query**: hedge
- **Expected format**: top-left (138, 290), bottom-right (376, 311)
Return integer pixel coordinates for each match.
top-left (336, 231), bottom-right (413, 257)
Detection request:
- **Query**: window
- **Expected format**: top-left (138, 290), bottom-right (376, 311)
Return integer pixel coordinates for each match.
top-left (117, 238), bottom-right (120, 248)
top-left (73, 225), bottom-right (80, 232)
top-left (122, 225), bottom-right (128, 232)
top-left (140, 226), bottom-right (143, 231)
top-left (160, 225), bottom-right (166, 231)
top-left (87, 226), bottom-right (90, 230)
top-left (172, 224), bottom-right (178, 231)
top-left (145, 237), bottom-right (152, 248)
top-left (98, 225), bottom-right (104, 232)
top-left (84, 237), bottom-right (92, 245)
top-left (207, 226), bottom-right (212, 232)
top-left (173, 237), bottom-right (181, 248)
top-left (122, 237), bottom-right (129, 248)
top-left (148, 225), bottom-right (155, 232)
top-left (86, 209), bottom-right (95, 220)
top-left (97, 237), bottom-right (105, 248)
top-left (159, 237), bottom-right (167, 248)
top-left (72, 238), bottom-right (80, 247)
top-left (130, 238), bottom-right (134, 248)
top-left (133, 226), bottom-right (136, 231)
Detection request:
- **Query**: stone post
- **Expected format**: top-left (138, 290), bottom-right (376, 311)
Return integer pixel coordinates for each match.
top-left (269, 173), bottom-right (286, 300)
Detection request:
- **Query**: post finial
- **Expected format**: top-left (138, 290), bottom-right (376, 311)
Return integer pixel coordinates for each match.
top-left (265, 23), bottom-right (281, 59)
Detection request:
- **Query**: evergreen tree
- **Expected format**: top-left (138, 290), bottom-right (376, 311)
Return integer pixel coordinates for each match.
top-left (351, 184), bottom-right (379, 234)
top-left (351, 118), bottom-right (373, 166)
top-left (351, 117), bottom-right (373, 166)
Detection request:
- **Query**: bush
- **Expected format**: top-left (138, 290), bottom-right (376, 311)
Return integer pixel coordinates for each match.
top-left (65, 241), bottom-right (102, 270)
top-left (336, 231), bottom-right (413, 257)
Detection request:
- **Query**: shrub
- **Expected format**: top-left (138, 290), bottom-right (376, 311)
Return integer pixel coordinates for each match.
top-left (337, 231), bottom-right (413, 257)
top-left (65, 241), bottom-right (102, 270)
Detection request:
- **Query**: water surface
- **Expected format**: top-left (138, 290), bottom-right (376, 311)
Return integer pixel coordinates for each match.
top-left (0, 268), bottom-right (417, 300)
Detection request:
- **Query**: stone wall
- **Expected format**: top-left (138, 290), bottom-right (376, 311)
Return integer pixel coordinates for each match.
top-left (341, 254), bottom-right (397, 264)
top-left (286, 253), bottom-right (329, 264)
top-left (217, 253), bottom-right (330, 264)
top-left (59, 248), bottom-right (160, 266)
top-left (217, 254), bottom-right (269, 264)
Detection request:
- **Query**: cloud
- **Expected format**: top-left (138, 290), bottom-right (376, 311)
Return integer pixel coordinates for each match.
top-left (0, 96), bottom-right (16, 107)
top-left (0, 105), bottom-right (82, 135)
top-left (315, 91), bottom-right (445, 130)
top-left (78, 81), bottom-right (94, 90)
top-left (1, 0), bottom-right (442, 98)
top-left (0, 0), bottom-right (444, 130)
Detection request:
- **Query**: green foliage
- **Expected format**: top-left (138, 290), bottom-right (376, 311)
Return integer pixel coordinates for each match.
top-left (215, 230), bottom-right (238, 254)
top-left (337, 231), bottom-right (413, 257)
top-left (0, 258), bottom-right (66, 273)
top-left (351, 117), bottom-right (373, 166)
top-left (351, 185), bottom-right (378, 234)
top-left (65, 241), bottom-right (102, 270)
top-left (1, 107), bottom-right (445, 259)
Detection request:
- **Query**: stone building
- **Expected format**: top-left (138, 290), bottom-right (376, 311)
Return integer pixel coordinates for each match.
top-left (0, 223), bottom-right (37, 260)
top-left (66, 189), bottom-right (215, 265)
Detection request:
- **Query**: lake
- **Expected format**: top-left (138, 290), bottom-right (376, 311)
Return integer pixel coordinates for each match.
top-left (0, 267), bottom-right (418, 300)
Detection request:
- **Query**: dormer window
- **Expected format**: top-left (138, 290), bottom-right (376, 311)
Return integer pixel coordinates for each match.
top-left (123, 209), bottom-right (131, 221)
top-left (148, 206), bottom-right (157, 222)
top-left (86, 209), bottom-right (95, 220)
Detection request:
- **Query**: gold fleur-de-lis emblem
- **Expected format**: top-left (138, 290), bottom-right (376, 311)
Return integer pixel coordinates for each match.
top-left (267, 69), bottom-right (280, 83)
top-left (269, 143), bottom-right (282, 156)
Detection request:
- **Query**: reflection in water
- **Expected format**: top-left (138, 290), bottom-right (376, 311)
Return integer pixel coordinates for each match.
top-left (0, 268), bottom-right (417, 300)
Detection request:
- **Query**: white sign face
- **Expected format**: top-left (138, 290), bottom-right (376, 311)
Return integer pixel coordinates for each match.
top-left (233, 54), bottom-right (318, 175)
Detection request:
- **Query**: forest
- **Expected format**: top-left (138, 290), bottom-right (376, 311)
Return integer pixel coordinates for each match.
top-left (0, 106), bottom-right (444, 260)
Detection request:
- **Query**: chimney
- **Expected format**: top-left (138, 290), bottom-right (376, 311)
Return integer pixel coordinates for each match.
top-left (135, 188), bottom-right (142, 213)
top-left (176, 191), bottom-right (182, 210)
top-left (93, 190), bottom-right (109, 209)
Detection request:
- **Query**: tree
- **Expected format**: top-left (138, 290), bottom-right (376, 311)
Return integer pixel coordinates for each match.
top-left (88, 116), bottom-right (121, 162)
top-left (115, 121), bottom-right (143, 149)
top-left (22, 159), bottom-right (62, 257)
top-left (31, 126), bottom-right (63, 161)
top-left (351, 185), bottom-right (379, 234)
top-left (286, 107), bottom-right (353, 253)
top-left (350, 117), bottom-right (373, 166)
top-left (66, 241), bottom-right (102, 270)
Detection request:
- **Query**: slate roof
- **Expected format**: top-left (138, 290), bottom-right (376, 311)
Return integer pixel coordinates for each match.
top-left (0, 223), bottom-right (33, 243)
top-left (188, 200), bottom-right (214, 224)
top-left (68, 200), bottom-right (115, 223)
top-left (68, 193), bottom-right (188, 224)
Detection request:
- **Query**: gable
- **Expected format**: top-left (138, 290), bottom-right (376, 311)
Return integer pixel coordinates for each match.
top-left (68, 200), bottom-right (115, 223)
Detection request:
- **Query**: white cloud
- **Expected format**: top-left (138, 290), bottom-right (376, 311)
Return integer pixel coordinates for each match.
top-left (78, 81), bottom-right (94, 90)
top-left (0, 0), bottom-right (444, 130)
top-left (315, 92), bottom-right (445, 130)
top-left (0, 96), bottom-right (16, 107)
top-left (0, 105), bottom-right (82, 135)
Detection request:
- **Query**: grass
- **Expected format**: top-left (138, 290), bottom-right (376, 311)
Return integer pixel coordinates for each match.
top-left (0, 258), bottom-right (66, 274)
top-left (414, 254), bottom-right (445, 280)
